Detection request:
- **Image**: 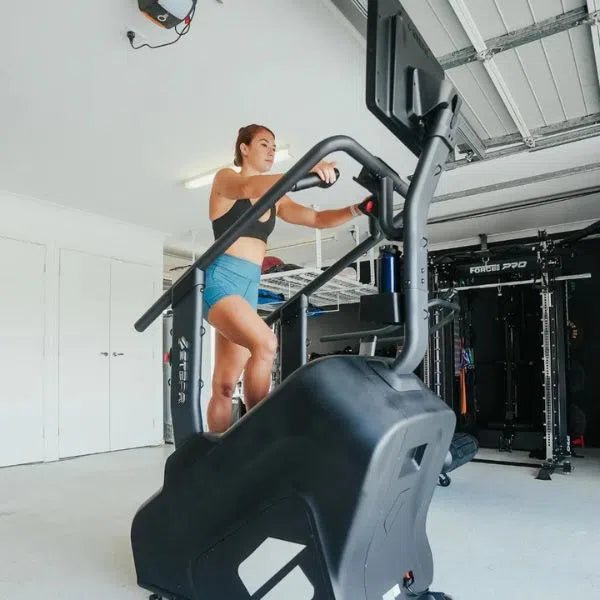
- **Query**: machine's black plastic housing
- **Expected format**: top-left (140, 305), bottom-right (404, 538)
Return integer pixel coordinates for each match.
top-left (132, 356), bottom-right (455, 600)
top-left (360, 292), bottom-right (403, 324)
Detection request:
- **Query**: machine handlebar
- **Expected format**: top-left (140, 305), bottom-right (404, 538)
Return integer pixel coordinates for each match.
top-left (291, 168), bottom-right (340, 192)
top-left (135, 136), bottom-right (409, 333)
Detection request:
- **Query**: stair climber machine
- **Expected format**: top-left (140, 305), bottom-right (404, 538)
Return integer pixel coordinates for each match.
top-left (131, 2), bottom-right (463, 599)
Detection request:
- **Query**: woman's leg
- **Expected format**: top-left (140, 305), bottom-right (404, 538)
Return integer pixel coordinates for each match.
top-left (207, 296), bottom-right (278, 429)
top-left (207, 331), bottom-right (250, 433)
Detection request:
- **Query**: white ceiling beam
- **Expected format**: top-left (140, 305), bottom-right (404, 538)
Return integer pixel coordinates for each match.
top-left (588, 0), bottom-right (600, 91)
top-left (448, 0), bottom-right (534, 146)
top-left (447, 122), bottom-right (600, 168)
top-left (437, 161), bottom-right (600, 201)
top-left (439, 7), bottom-right (590, 69)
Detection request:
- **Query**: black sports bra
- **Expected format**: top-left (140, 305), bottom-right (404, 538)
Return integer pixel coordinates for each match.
top-left (211, 199), bottom-right (276, 243)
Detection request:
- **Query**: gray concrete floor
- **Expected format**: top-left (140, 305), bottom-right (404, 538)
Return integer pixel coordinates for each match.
top-left (430, 447), bottom-right (600, 599)
top-left (0, 445), bottom-right (598, 599)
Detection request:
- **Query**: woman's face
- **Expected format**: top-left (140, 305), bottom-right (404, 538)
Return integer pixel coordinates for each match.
top-left (242, 130), bottom-right (276, 172)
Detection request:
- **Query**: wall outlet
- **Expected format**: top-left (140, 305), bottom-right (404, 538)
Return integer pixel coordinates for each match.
top-left (123, 26), bottom-right (148, 44)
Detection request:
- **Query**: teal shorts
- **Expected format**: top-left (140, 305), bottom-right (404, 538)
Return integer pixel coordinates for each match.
top-left (202, 254), bottom-right (261, 317)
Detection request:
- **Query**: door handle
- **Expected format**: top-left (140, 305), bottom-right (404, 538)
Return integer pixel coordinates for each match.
top-left (112, 352), bottom-right (125, 357)
top-left (100, 352), bottom-right (109, 356)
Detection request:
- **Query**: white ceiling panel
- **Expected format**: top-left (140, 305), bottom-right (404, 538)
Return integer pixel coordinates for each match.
top-left (453, 95), bottom-right (492, 138)
top-left (493, 50), bottom-right (547, 128)
top-left (404, 0), bottom-right (600, 152)
top-left (527, 0), bottom-right (573, 21)
top-left (541, 30), bottom-right (591, 119)
top-left (450, 62), bottom-right (519, 137)
top-left (403, 0), bottom-right (471, 54)
top-left (345, 0), bottom-right (600, 147)
top-left (463, 0), bottom-right (512, 38)
top-left (502, 45), bottom-right (565, 126)
top-left (489, 0), bottom-right (536, 32)
top-left (567, 25), bottom-right (600, 113)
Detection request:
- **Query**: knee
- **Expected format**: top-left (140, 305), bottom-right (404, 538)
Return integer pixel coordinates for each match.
top-left (252, 331), bottom-right (278, 362)
top-left (212, 380), bottom-right (236, 400)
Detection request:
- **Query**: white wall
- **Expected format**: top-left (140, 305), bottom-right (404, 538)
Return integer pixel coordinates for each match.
top-left (0, 189), bottom-right (165, 463)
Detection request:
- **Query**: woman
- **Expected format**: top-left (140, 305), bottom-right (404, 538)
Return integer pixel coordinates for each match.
top-left (206, 124), bottom-right (372, 433)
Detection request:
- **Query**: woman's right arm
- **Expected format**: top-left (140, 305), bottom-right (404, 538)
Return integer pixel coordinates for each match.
top-left (212, 160), bottom-right (337, 199)
top-left (212, 169), bottom-right (282, 199)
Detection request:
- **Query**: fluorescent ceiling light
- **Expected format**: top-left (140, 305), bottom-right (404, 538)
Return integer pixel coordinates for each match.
top-left (184, 147), bottom-right (292, 190)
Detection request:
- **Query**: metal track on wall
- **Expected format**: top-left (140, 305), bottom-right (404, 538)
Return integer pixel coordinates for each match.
top-left (540, 284), bottom-right (555, 462)
top-left (432, 310), bottom-right (443, 397)
top-left (422, 343), bottom-right (432, 389)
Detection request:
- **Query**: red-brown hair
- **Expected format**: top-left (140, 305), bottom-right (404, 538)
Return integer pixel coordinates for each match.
top-left (234, 124), bottom-right (275, 167)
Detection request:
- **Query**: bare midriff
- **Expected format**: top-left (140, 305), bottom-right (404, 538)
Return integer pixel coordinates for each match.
top-left (223, 237), bottom-right (268, 266)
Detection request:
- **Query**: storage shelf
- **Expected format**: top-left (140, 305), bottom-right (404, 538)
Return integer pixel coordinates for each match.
top-left (260, 267), bottom-right (377, 309)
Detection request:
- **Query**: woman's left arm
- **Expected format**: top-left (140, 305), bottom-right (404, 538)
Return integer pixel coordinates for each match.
top-left (277, 196), bottom-right (363, 229)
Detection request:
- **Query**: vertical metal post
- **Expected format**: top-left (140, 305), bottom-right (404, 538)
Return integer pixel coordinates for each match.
top-left (313, 204), bottom-right (322, 270)
top-left (163, 313), bottom-right (174, 444)
top-left (170, 267), bottom-right (205, 445)
top-left (422, 341), bottom-right (432, 390)
top-left (432, 309), bottom-right (443, 396)
top-left (392, 114), bottom-right (456, 373)
top-left (352, 223), bottom-right (360, 281)
top-left (540, 276), bottom-right (571, 471)
top-left (442, 312), bottom-right (456, 409)
top-left (279, 294), bottom-right (308, 381)
top-left (504, 317), bottom-right (517, 422)
top-left (540, 277), bottom-right (555, 462)
top-left (554, 281), bottom-right (570, 461)
top-left (369, 247), bottom-right (376, 287)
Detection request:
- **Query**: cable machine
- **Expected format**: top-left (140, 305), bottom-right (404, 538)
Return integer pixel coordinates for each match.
top-left (426, 228), bottom-right (596, 480)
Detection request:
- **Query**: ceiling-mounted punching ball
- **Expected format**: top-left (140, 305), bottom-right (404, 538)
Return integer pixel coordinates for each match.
top-left (138, 0), bottom-right (197, 29)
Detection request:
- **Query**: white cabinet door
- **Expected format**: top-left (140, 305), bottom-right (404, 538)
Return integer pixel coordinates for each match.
top-left (0, 237), bottom-right (45, 467)
top-left (58, 250), bottom-right (111, 458)
top-left (109, 260), bottom-right (160, 451)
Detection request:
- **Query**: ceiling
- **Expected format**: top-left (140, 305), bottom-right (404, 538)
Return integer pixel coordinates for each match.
top-left (0, 0), bottom-right (413, 252)
top-left (1, 0), bottom-right (600, 266)
top-left (335, 0), bottom-right (600, 162)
